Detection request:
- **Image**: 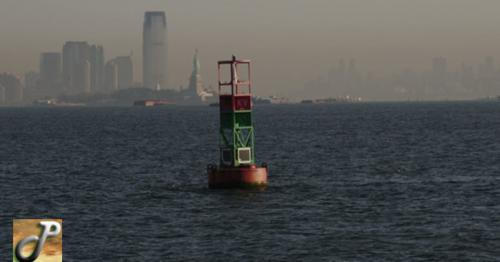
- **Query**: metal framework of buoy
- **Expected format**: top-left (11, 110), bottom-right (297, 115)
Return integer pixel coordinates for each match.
top-left (207, 56), bottom-right (268, 189)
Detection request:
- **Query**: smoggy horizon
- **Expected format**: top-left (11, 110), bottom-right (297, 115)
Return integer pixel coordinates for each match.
top-left (2, 0), bottom-right (500, 100)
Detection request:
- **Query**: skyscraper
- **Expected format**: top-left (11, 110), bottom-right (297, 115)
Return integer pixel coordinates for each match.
top-left (82, 60), bottom-right (91, 94)
top-left (0, 84), bottom-right (5, 105)
top-left (113, 55), bottom-right (133, 90)
top-left (0, 73), bottom-right (23, 105)
top-left (143, 11), bottom-right (167, 90)
top-left (478, 56), bottom-right (497, 96)
top-left (104, 61), bottom-right (118, 92)
top-left (62, 41), bottom-right (90, 94)
top-left (89, 45), bottom-right (105, 93)
top-left (24, 71), bottom-right (40, 91)
top-left (40, 52), bottom-right (61, 83)
top-left (431, 57), bottom-right (448, 97)
top-left (104, 55), bottom-right (133, 91)
top-left (39, 52), bottom-right (62, 96)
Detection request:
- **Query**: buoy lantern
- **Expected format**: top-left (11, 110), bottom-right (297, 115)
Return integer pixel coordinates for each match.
top-left (207, 56), bottom-right (268, 189)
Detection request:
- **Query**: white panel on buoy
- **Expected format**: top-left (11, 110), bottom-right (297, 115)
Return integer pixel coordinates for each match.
top-left (237, 147), bottom-right (252, 164)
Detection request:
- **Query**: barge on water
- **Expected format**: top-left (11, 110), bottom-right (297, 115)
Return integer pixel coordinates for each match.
top-left (133, 99), bottom-right (173, 107)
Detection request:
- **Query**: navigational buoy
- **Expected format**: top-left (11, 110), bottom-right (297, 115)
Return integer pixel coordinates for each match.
top-left (207, 56), bottom-right (268, 189)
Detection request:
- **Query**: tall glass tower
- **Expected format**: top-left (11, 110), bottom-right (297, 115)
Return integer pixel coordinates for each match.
top-left (62, 41), bottom-right (90, 94)
top-left (143, 11), bottom-right (167, 90)
top-left (89, 45), bottom-right (105, 93)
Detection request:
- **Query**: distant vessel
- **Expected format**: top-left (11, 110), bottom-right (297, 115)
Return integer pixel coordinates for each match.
top-left (32, 99), bottom-right (85, 107)
top-left (33, 99), bottom-right (57, 106)
top-left (133, 99), bottom-right (173, 107)
top-left (300, 96), bottom-right (363, 104)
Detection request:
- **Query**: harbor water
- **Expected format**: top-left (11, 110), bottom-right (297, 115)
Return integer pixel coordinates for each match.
top-left (1, 102), bottom-right (499, 261)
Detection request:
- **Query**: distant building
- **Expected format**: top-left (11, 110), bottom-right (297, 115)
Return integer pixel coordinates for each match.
top-left (89, 45), bottom-right (105, 93)
top-left (113, 55), bottom-right (133, 90)
top-left (39, 52), bottom-right (62, 96)
top-left (63, 41), bottom-right (90, 94)
top-left (431, 57), bottom-right (448, 97)
top-left (62, 42), bottom-right (104, 94)
top-left (460, 63), bottom-right (475, 92)
top-left (24, 71), bottom-right (40, 91)
top-left (324, 58), bottom-right (364, 97)
top-left (104, 61), bottom-right (118, 92)
top-left (72, 60), bottom-right (91, 94)
top-left (0, 73), bottom-right (23, 105)
top-left (0, 84), bottom-right (5, 105)
top-left (23, 71), bottom-right (40, 101)
top-left (40, 52), bottom-right (61, 83)
top-left (83, 60), bottom-right (91, 94)
top-left (104, 55), bottom-right (133, 91)
top-left (143, 11), bottom-right (168, 90)
top-left (478, 56), bottom-right (497, 97)
top-left (347, 58), bottom-right (361, 95)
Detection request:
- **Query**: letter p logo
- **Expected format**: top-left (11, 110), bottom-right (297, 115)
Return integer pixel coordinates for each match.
top-left (13, 219), bottom-right (62, 262)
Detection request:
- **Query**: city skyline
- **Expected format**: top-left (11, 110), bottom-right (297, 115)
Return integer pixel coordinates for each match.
top-left (2, 0), bottom-right (500, 100)
top-left (302, 56), bottom-right (500, 101)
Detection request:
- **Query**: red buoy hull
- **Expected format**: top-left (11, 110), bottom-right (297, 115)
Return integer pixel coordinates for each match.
top-left (207, 164), bottom-right (268, 189)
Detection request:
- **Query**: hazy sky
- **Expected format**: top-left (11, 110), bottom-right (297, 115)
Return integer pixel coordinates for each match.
top-left (1, 0), bottom-right (500, 97)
